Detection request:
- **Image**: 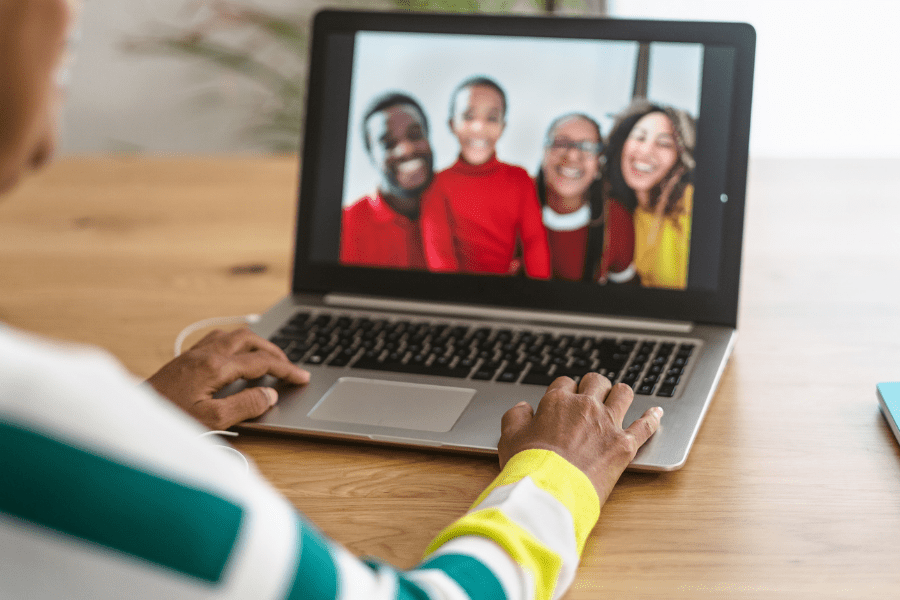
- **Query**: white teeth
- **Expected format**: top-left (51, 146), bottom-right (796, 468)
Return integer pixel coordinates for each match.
top-left (396, 158), bottom-right (425, 174)
top-left (633, 161), bottom-right (655, 173)
top-left (468, 139), bottom-right (489, 148)
top-left (559, 167), bottom-right (583, 179)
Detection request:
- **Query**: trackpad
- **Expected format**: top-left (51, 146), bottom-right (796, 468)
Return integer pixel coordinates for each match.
top-left (308, 377), bottom-right (475, 433)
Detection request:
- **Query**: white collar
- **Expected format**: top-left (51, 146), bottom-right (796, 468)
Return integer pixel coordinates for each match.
top-left (542, 203), bottom-right (592, 232)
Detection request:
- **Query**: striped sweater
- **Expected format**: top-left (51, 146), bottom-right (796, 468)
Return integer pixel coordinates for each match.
top-left (0, 325), bottom-right (599, 600)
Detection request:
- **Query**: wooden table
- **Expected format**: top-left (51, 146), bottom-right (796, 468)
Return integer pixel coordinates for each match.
top-left (3, 156), bottom-right (899, 598)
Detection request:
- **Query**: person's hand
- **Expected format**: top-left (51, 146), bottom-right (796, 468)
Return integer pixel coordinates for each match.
top-left (499, 373), bottom-right (662, 504)
top-left (146, 328), bottom-right (310, 430)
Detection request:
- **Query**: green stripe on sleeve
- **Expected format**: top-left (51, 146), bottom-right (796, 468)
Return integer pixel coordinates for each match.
top-left (396, 576), bottom-right (432, 600)
top-left (425, 508), bottom-right (561, 600)
top-left (418, 553), bottom-right (507, 600)
top-left (285, 518), bottom-right (338, 600)
top-left (0, 420), bottom-right (243, 583)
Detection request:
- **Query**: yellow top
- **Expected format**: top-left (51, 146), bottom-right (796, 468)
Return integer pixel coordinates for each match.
top-left (633, 184), bottom-right (693, 289)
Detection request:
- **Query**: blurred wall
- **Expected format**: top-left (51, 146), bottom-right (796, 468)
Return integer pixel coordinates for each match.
top-left (60, 0), bottom-right (320, 154)
top-left (60, 0), bottom-right (900, 158)
top-left (610, 0), bottom-right (900, 159)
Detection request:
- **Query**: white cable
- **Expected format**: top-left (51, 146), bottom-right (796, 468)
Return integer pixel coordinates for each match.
top-left (199, 430), bottom-right (250, 473)
top-left (173, 313), bottom-right (261, 357)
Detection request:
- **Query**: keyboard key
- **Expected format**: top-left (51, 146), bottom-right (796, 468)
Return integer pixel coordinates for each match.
top-left (636, 382), bottom-right (656, 395)
top-left (521, 371), bottom-right (557, 386)
top-left (269, 310), bottom-right (697, 391)
top-left (287, 348), bottom-right (306, 362)
top-left (657, 383), bottom-right (677, 397)
top-left (328, 355), bottom-right (351, 367)
top-left (472, 368), bottom-right (495, 381)
top-left (497, 371), bottom-right (519, 383)
top-left (621, 373), bottom-right (640, 387)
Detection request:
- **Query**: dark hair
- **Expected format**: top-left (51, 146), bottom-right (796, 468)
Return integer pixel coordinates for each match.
top-left (604, 101), bottom-right (695, 216)
top-left (536, 113), bottom-right (605, 281)
top-left (536, 113), bottom-right (604, 219)
top-left (361, 92), bottom-right (429, 156)
top-left (448, 76), bottom-right (507, 121)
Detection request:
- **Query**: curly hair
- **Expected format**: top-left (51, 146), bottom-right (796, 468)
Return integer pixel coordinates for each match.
top-left (604, 100), bottom-right (695, 218)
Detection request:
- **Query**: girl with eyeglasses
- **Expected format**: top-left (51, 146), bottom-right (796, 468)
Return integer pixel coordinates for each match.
top-left (535, 113), bottom-right (637, 283)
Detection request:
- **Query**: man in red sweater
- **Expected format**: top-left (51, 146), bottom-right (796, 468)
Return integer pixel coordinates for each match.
top-left (340, 93), bottom-right (433, 269)
top-left (420, 77), bottom-right (551, 278)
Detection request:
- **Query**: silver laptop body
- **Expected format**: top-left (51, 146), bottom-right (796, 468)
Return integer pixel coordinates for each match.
top-left (225, 10), bottom-right (755, 471)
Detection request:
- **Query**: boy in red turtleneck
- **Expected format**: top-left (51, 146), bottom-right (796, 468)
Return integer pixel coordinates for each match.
top-left (419, 77), bottom-right (551, 278)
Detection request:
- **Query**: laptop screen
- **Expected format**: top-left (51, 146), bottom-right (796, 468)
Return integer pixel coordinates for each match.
top-left (294, 11), bottom-right (754, 327)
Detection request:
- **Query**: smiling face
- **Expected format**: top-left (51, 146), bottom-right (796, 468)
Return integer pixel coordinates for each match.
top-left (541, 116), bottom-right (601, 208)
top-left (620, 111), bottom-right (679, 205)
top-left (449, 84), bottom-right (505, 166)
top-left (366, 104), bottom-right (433, 209)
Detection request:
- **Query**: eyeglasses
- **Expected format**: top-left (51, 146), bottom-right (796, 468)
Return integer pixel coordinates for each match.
top-left (546, 138), bottom-right (603, 156)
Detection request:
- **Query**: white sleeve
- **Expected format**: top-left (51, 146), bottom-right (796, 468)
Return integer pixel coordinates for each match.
top-left (0, 326), bottom-right (598, 600)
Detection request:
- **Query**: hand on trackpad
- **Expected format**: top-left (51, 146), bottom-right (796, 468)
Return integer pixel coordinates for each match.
top-left (308, 377), bottom-right (475, 432)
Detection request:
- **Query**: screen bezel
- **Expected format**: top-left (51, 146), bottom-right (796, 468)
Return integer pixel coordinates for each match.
top-left (292, 10), bottom-right (755, 328)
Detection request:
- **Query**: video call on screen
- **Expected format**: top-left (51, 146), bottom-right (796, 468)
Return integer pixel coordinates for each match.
top-left (309, 29), bottom-right (736, 294)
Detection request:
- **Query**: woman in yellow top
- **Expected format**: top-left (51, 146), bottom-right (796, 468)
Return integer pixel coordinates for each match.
top-left (604, 101), bottom-right (696, 289)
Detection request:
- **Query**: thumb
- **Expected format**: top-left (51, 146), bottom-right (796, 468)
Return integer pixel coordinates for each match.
top-left (498, 402), bottom-right (534, 468)
top-left (205, 387), bottom-right (277, 430)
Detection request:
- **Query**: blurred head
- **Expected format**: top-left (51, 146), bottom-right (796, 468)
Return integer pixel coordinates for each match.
top-left (0, 0), bottom-right (75, 195)
top-left (540, 113), bottom-right (603, 206)
top-left (605, 100), bottom-right (696, 214)
top-left (448, 77), bottom-right (506, 166)
top-left (362, 92), bottom-right (433, 213)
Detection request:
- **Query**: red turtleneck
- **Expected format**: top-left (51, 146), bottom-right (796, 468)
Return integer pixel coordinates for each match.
top-left (419, 156), bottom-right (550, 278)
top-left (340, 191), bottom-right (426, 269)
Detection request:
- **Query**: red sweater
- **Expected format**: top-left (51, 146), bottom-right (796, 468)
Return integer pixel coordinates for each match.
top-left (542, 199), bottom-right (635, 282)
top-left (597, 199), bottom-right (635, 281)
top-left (419, 156), bottom-right (551, 278)
top-left (339, 192), bottom-right (426, 269)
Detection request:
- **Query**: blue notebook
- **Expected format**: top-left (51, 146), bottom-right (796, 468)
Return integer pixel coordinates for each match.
top-left (877, 382), bottom-right (900, 446)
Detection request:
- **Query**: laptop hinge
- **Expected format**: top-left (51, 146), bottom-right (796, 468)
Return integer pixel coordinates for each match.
top-left (324, 294), bottom-right (693, 334)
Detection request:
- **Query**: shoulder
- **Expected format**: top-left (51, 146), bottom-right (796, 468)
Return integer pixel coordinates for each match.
top-left (606, 199), bottom-right (632, 224)
top-left (500, 161), bottom-right (533, 182)
top-left (430, 166), bottom-right (455, 183)
top-left (343, 192), bottom-right (378, 217)
top-left (497, 162), bottom-right (539, 199)
top-left (424, 166), bottom-right (456, 192)
top-left (680, 184), bottom-right (694, 212)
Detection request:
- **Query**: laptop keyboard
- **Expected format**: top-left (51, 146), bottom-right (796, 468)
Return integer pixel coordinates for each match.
top-left (269, 311), bottom-right (696, 398)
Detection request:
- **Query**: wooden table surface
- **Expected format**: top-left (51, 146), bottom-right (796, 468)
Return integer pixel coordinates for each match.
top-left (2, 156), bottom-right (899, 598)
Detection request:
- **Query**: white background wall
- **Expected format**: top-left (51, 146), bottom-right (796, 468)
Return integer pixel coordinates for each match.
top-left (60, 0), bottom-right (900, 158)
top-left (609, 0), bottom-right (900, 158)
top-left (342, 33), bottom-right (702, 204)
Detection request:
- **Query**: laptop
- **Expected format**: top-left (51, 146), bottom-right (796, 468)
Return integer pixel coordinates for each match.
top-left (224, 9), bottom-right (755, 471)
